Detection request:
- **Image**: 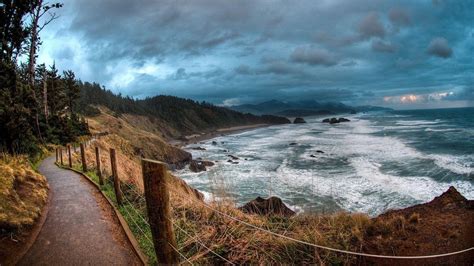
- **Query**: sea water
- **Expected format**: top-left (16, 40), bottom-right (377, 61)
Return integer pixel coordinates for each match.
top-left (176, 107), bottom-right (474, 216)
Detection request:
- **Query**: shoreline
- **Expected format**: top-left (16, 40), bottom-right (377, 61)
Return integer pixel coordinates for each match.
top-left (170, 123), bottom-right (271, 148)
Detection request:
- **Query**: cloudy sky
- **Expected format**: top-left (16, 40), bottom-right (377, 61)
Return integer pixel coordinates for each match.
top-left (38, 0), bottom-right (473, 109)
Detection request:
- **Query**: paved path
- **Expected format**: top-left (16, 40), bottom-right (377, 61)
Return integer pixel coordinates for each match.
top-left (20, 156), bottom-right (142, 265)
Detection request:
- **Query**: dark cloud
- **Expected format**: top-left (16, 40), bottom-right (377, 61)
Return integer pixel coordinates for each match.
top-left (372, 40), bottom-right (397, 53)
top-left (358, 12), bottom-right (386, 39)
top-left (170, 68), bottom-right (188, 80)
top-left (389, 8), bottom-right (412, 27)
top-left (427, 37), bottom-right (453, 58)
top-left (234, 65), bottom-right (253, 75)
top-left (290, 46), bottom-right (338, 66)
top-left (37, 0), bottom-right (473, 108)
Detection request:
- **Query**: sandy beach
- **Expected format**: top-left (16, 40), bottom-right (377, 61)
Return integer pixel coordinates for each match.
top-left (170, 123), bottom-right (270, 147)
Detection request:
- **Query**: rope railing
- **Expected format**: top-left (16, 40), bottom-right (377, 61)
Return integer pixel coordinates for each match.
top-left (168, 186), bottom-right (474, 260)
top-left (169, 217), bottom-right (235, 265)
top-left (56, 141), bottom-right (474, 264)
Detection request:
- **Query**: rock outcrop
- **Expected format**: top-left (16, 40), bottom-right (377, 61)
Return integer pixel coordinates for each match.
top-left (190, 147), bottom-right (206, 151)
top-left (189, 160), bottom-right (215, 173)
top-left (293, 117), bottom-right (306, 124)
top-left (322, 117), bottom-right (351, 124)
top-left (239, 196), bottom-right (296, 217)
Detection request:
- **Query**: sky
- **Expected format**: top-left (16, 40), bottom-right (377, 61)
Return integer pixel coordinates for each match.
top-left (38, 0), bottom-right (474, 109)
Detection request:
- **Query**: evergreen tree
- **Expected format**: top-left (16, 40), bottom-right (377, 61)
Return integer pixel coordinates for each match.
top-left (63, 70), bottom-right (79, 115)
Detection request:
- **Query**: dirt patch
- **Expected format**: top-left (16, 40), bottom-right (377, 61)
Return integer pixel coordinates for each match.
top-left (362, 186), bottom-right (474, 265)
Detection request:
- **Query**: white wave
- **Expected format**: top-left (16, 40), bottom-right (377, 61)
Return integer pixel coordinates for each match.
top-left (178, 115), bottom-right (474, 216)
top-left (429, 154), bottom-right (473, 176)
top-left (395, 120), bottom-right (443, 126)
top-left (424, 128), bottom-right (458, 132)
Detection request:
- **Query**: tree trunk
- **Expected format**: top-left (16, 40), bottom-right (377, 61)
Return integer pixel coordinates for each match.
top-left (43, 69), bottom-right (48, 121)
top-left (28, 2), bottom-right (42, 87)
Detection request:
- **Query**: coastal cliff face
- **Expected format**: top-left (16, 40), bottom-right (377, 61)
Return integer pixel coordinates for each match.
top-left (86, 107), bottom-right (192, 168)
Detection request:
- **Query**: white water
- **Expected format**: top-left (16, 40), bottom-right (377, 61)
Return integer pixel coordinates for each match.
top-left (176, 115), bottom-right (474, 216)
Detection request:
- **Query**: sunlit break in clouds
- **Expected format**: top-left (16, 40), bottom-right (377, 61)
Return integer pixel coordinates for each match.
top-left (38, 0), bottom-right (474, 109)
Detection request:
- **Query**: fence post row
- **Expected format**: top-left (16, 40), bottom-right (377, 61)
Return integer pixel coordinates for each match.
top-left (60, 148), bottom-right (63, 165)
top-left (55, 148), bottom-right (58, 163)
top-left (110, 148), bottom-right (123, 205)
top-left (80, 143), bottom-right (87, 172)
top-left (95, 146), bottom-right (104, 185)
top-left (67, 144), bottom-right (72, 168)
top-left (142, 159), bottom-right (179, 264)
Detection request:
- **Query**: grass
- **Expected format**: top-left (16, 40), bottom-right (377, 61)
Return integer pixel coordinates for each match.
top-left (64, 135), bottom-right (431, 265)
top-left (0, 154), bottom-right (49, 230)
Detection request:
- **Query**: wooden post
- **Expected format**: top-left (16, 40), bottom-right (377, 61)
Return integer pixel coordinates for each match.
top-left (60, 148), bottom-right (64, 165)
top-left (55, 148), bottom-right (58, 162)
top-left (67, 145), bottom-right (72, 168)
top-left (142, 159), bottom-right (178, 264)
top-left (110, 148), bottom-right (122, 205)
top-left (80, 143), bottom-right (87, 172)
top-left (95, 146), bottom-right (104, 185)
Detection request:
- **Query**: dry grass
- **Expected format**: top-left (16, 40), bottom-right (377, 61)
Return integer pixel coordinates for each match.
top-left (169, 192), bottom-right (373, 265)
top-left (67, 134), bottom-right (377, 265)
top-left (86, 107), bottom-right (190, 165)
top-left (0, 154), bottom-right (49, 229)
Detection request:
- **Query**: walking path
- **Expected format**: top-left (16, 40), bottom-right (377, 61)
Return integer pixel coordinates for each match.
top-left (19, 156), bottom-right (141, 265)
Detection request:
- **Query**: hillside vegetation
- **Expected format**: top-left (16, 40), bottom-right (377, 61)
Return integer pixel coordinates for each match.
top-left (76, 82), bottom-right (290, 139)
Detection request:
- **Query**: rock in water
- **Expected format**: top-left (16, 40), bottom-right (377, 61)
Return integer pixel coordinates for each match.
top-left (293, 117), bottom-right (306, 124)
top-left (191, 146), bottom-right (206, 151)
top-left (323, 117), bottom-right (351, 124)
top-left (239, 196), bottom-right (296, 217)
top-left (189, 160), bottom-right (206, 172)
top-left (227, 154), bottom-right (239, 160)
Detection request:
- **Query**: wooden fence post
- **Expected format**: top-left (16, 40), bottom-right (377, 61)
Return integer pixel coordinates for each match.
top-left (80, 143), bottom-right (87, 172)
top-left (67, 145), bottom-right (72, 168)
top-left (110, 148), bottom-right (122, 205)
top-left (60, 148), bottom-right (64, 165)
top-left (142, 159), bottom-right (178, 264)
top-left (95, 146), bottom-right (104, 185)
top-left (55, 148), bottom-right (58, 162)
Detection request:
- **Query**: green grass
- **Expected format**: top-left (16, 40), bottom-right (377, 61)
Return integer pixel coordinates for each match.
top-left (67, 163), bottom-right (157, 265)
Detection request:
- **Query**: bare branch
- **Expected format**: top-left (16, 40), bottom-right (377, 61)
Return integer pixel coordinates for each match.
top-left (38, 14), bottom-right (60, 33)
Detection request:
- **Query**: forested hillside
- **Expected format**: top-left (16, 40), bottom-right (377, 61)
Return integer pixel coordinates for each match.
top-left (0, 1), bottom-right (88, 156)
top-left (77, 82), bottom-right (290, 137)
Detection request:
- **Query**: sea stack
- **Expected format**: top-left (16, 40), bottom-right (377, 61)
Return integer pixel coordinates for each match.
top-left (293, 117), bottom-right (306, 124)
top-left (239, 196), bottom-right (296, 217)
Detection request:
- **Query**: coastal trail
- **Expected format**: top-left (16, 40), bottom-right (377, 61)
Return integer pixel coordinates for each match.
top-left (19, 156), bottom-right (141, 265)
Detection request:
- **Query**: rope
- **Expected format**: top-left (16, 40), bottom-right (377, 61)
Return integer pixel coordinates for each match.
top-left (120, 202), bottom-right (154, 245)
top-left (168, 242), bottom-right (194, 265)
top-left (170, 187), bottom-right (474, 259)
top-left (169, 217), bottom-right (235, 265)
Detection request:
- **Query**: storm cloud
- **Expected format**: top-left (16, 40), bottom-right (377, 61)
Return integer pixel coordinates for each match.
top-left (37, 0), bottom-right (474, 108)
top-left (427, 37), bottom-right (453, 58)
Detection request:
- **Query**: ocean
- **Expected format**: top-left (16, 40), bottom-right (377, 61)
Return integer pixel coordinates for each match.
top-left (176, 107), bottom-right (474, 216)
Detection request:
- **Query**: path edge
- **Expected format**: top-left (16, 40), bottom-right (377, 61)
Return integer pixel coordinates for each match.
top-left (56, 164), bottom-right (148, 265)
top-left (14, 181), bottom-right (52, 264)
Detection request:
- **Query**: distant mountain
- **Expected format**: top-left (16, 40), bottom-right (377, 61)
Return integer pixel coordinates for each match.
top-left (230, 100), bottom-right (391, 116)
